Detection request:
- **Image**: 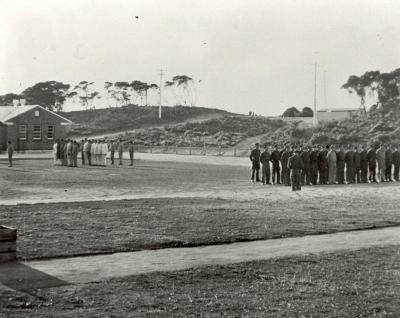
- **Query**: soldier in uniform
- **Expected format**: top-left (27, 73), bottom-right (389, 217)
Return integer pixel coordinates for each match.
top-left (326, 145), bottom-right (337, 184)
top-left (353, 145), bottom-right (361, 183)
top-left (344, 145), bottom-right (354, 184)
top-left (376, 144), bottom-right (386, 182)
top-left (310, 145), bottom-right (319, 185)
top-left (128, 141), bottom-right (135, 166)
top-left (110, 140), bottom-right (116, 165)
top-left (367, 144), bottom-right (377, 183)
top-left (317, 145), bottom-right (328, 184)
top-left (336, 145), bottom-right (345, 184)
top-left (63, 139), bottom-right (68, 166)
top-left (270, 144), bottom-right (281, 184)
top-left (7, 141), bottom-right (14, 167)
top-left (385, 145), bottom-right (393, 181)
top-left (392, 145), bottom-right (400, 181)
top-left (300, 146), bottom-right (311, 185)
top-left (359, 144), bottom-right (368, 183)
top-left (80, 139), bottom-right (85, 165)
top-left (72, 140), bottom-right (79, 167)
top-left (66, 139), bottom-right (73, 167)
top-left (118, 139), bottom-right (124, 165)
top-left (249, 143), bottom-right (261, 182)
top-left (288, 149), bottom-right (304, 191)
top-left (280, 144), bottom-right (291, 186)
top-left (260, 144), bottom-right (271, 184)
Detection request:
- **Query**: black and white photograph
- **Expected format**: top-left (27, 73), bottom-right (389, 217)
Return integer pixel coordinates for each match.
top-left (1, 0), bottom-right (400, 316)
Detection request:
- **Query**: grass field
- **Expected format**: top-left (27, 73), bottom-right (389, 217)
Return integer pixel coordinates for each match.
top-left (1, 245), bottom-right (399, 317)
top-left (1, 157), bottom-right (400, 317)
top-left (1, 195), bottom-right (400, 260)
top-left (0, 158), bottom-right (400, 260)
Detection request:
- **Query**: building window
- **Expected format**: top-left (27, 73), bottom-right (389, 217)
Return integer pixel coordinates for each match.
top-left (33, 125), bottom-right (41, 140)
top-left (19, 125), bottom-right (27, 140)
top-left (34, 110), bottom-right (40, 117)
top-left (47, 126), bottom-right (54, 139)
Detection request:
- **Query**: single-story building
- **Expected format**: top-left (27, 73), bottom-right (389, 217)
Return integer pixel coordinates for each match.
top-left (316, 108), bottom-right (361, 122)
top-left (0, 101), bottom-right (72, 151)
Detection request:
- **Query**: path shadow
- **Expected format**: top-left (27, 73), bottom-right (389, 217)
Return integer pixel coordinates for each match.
top-left (0, 262), bottom-right (68, 292)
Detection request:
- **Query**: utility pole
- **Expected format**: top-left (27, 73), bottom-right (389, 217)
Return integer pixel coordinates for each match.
top-left (313, 62), bottom-right (318, 127)
top-left (158, 69), bottom-right (166, 119)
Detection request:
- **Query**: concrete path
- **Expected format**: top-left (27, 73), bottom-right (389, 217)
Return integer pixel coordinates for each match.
top-left (4, 226), bottom-right (398, 289)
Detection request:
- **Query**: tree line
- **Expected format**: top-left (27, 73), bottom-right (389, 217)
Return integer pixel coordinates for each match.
top-left (0, 75), bottom-right (195, 112)
top-left (341, 67), bottom-right (400, 111)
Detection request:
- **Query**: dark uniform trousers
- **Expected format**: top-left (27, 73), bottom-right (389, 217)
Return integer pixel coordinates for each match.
top-left (336, 162), bottom-right (345, 184)
top-left (272, 162), bottom-right (280, 184)
top-left (302, 164), bottom-right (311, 185)
top-left (353, 165), bottom-right (361, 183)
top-left (291, 169), bottom-right (302, 191)
top-left (261, 163), bottom-right (271, 184)
top-left (385, 164), bottom-right (393, 181)
top-left (110, 150), bottom-right (115, 165)
top-left (251, 162), bottom-right (260, 181)
top-left (318, 164), bottom-right (325, 184)
top-left (345, 164), bottom-right (353, 183)
top-left (394, 164), bottom-right (400, 181)
top-left (360, 162), bottom-right (368, 183)
top-left (281, 165), bottom-right (289, 185)
top-left (311, 162), bottom-right (318, 185)
top-left (368, 164), bottom-right (377, 182)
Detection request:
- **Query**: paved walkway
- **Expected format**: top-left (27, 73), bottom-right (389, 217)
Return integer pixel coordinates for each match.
top-left (1, 226), bottom-right (398, 291)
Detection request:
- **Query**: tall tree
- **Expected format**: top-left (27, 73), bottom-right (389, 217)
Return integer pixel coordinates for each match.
top-left (21, 81), bottom-right (71, 112)
top-left (0, 93), bottom-right (23, 106)
top-left (70, 81), bottom-right (100, 110)
top-left (282, 107), bottom-right (301, 117)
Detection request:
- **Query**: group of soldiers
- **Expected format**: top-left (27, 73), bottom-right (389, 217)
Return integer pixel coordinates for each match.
top-left (53, 138), bottom-right (135, 167)
top-left (250, 142), bottom-right (400, 191)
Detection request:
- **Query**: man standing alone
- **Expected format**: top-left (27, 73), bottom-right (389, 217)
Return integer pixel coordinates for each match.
top-left (128, 141), bottom-right (134, 166)
top-left (249, 143), bottom-right (261, 182)
top-left (7, 141), bottom-right (14, 167)
top-left (118, 139), bottom-right (124, 165)
top-left (288, 150), bottom-right (304, 191)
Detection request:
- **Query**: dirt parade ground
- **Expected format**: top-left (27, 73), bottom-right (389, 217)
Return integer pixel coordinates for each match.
top-left (1, 155), bottom-right (400, 317)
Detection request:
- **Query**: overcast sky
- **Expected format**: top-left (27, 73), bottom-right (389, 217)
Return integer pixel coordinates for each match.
top-left (1, 0), bottom-right (400, 115)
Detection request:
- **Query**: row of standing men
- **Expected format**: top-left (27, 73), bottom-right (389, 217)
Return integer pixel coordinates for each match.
top-left (250, 143), bottom-right (400, 188)
top-left (53, 139), bottom-right (135, 167)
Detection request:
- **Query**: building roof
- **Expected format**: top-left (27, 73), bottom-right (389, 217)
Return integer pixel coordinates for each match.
top-left (317, 108), bottom-right (361, 113)
top-left (0, 105), bottom-right (72, 123)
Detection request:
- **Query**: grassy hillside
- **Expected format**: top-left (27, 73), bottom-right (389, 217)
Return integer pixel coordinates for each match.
top-left (121, 115), bottom-right (286, 147)
top-left (261, 107), bottom-right (400, 147)
top-left (63, 105), bottom-right (231, 137)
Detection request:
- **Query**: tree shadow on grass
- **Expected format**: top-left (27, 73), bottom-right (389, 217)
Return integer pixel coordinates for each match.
top-left (0, 262), bottom-right (68, 292)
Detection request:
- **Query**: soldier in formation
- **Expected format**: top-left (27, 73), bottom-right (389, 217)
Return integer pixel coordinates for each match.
top-left (250, 142), bottom-right (400, 187)
top-left (51, 139), bottom-right (134, 168)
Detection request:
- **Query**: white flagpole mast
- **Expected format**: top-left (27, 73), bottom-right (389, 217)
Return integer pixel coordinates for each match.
top-left (313, 62), bottom-right (318, 127)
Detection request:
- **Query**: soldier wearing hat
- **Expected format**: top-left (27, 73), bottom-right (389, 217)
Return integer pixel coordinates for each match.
top-left (336, 145), bottom-right (346, 184)
top-left (260, 144), bottom-right (271, 184)
top-left (300, 145), bottom-right (311, 185)
top-left (288, 149), bottom-right (304, 191)
top-left (280, 144), bottom-right (291, 186)
top-left (250, 143), bottom-right (261, 182)
top-left (310, 145), bottom-right (319, 185)
top-left (392, 145), bottom-right (400, 181)
top-left (270, 144), bottom-right (281, 184)
top-left (359, 144), bottom-right (368, 183)
top-left (367, 144), bottom-right (377, 182)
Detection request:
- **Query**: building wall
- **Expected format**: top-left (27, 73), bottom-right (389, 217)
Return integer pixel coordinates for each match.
top-left (0, 124), bottom-right (7, 151)
top-left (317, 110), bottom-right (358, 122)
top-left (3, 106), bottom-right (68, 151)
